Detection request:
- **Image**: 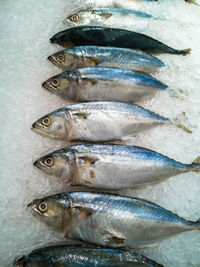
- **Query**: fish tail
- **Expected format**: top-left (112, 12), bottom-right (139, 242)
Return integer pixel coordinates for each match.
top-left (190, 156), bottom-right (200, 172)
top-left (176, 124), bottom-right (192, 134)
top-left (179, 48), bottom-right (191, 55)
top-left (194, 220), bottom-right (200, 230)
top-left (172, 112), bottom-right (192, 134)
top-left (185, 0), bottom-right (199, 5)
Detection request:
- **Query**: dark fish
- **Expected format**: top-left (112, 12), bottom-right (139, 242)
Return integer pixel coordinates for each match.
top-left (14, 244), bottom-right (164, 267)
top-left (50, 26), bottom-right (191, 55)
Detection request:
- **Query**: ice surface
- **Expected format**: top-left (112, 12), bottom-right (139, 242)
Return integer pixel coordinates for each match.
top-left (0, 0), bottom-right (200, 266)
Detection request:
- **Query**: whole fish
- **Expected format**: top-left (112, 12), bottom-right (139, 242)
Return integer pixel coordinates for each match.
top-left (64, 7), bottom-right (162, 32)
top-left (31, 102), bottom-right (190, 142)
top-left (48, 46), bottom-right (165, 72)
top-left (14, 245), bottom-right (164, 267)
top-left (28, 192), bottom-right (200, 248)
top-left (42, 67), bottom-right (167, 103)
top-left (50, 26), bottom-right (191, 55)
top-left (33, 144), bottom-right (200, 189)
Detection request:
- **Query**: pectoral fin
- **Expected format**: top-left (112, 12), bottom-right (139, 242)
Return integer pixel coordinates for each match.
top-left (71, 206), bottom-right (95, 218)
top-left (90, 57), bottom-right (103, 65)
top-left (79, 156), bottom-right (99, 167)
top-left (104, 231), bottom-right (126, 246)
top-left (101, 12), bottom-right (113, 19)
top-left (73, 112), bottom-right (91, 120)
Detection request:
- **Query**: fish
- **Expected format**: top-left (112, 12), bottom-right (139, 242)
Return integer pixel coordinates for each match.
top-left (33, 144), bottom-right (200, 189)
top-left (50, 26), bottom-right (191, 55)
top-left (42, 67), bottom-right (167, 103)
top-left (13, 244), bottom-right (164, 267)
top-left (64, 7), bottom-right (163, 33)
top-left (28, 192), bottom-right (200, 248)
top-left (48, 46), bottom-right (165, 72)
top-left (31, 101), bottom-right (191, 142)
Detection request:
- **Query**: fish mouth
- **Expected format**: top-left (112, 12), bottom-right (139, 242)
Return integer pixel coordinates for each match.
top-left (47, 55), bottom-right (56, 65)
top-left (31, 126), bottom-right (62, 140)
top-left (27, 201), bottom-right (43, 216)
top-left (13, 256), bottom-right (28, 267)
top-left (47, 55), bottom-right (62, 69)
top-left (42, 81), bottom-right (51, 90)
top-left (33, 159), bottom-right (40, 168)
top-left (33, 159), bottom-right (53, 175)
top-left (31, 125), bottom-right (50, 138)
top-left (50, 35), bottom-right (57, 44)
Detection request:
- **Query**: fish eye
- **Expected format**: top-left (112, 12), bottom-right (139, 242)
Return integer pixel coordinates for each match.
top-left (43, 157), bottom-right (54, 167)
top-left (70, 14), bottom-right (79, 22)
top-left (51, 79), bottom-right (60, 87)
top-left (42, 117), bottom-right (51, 126)
top-left (38, 202), bottom-right (48, 213)
top-left (56, 54), bottom-right (65, 63)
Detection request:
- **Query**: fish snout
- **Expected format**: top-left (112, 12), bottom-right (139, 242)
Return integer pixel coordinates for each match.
top-left (50, 36), bottom-right (56, 43)
top-left (31, 122), bottom-right (37, 130)
top-left (42, 81), bottom-right (48, 90)
top-left (47, 55), bottom-right (55, 65)
top-left (33, 159), bottom-right (39, 168)
top-left (13, 256), bottom-right (27, 267)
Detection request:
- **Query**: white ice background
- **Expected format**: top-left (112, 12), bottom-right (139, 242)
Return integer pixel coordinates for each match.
top-left (0, 0), bottom-right (200, 266)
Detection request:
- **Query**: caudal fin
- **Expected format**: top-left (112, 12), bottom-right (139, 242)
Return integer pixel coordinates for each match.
top-left (172, 112), bottom-right (192, 134)
top-left (191, 156), bottom-right (200, 172)
top-left (180, 48), bottom-right (191, 55)
top-left (194, 219), bottom-right (200, 230)
top-left (185, 0), bottom-right (199, 6)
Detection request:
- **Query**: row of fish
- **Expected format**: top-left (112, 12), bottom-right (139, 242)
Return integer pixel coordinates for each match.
top-left (15, 1), bottom-right (198, 266)
top-left (43, 23), bottom-right (190, 103)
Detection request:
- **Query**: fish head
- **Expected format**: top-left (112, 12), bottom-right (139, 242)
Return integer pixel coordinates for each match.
top-left (34, 150), bottom-right (74, 183)
top-left (66, 11), bottom-right (90, 27)
top-left (50, 31), bottom-right (75, 48)
top-left (14, 254), bottom-right (52, 267)
top-left (48, 49), bottom-right (76, 70)
top-left (27, 194), bottom-right (71, 231)
top-left (31, 108), bottom-right (71, 140)
top-left (42, 72), bottom-right (77, 100)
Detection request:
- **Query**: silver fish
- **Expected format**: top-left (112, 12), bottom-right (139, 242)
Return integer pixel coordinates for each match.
top-left (48, 46), bottom-right (165, 72)
top-left (42, 67), bottom-right (167, 103)
top-left (14, 244), bottom-right (164, 267)
top-left (28, 192), bottom-right (200, 248)
top-left (33, 144), bottom-right (200, 189)
top-left (31, 102), bottom-right (190, 141)
top-left (64, 7), bottom-right (162, 32)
